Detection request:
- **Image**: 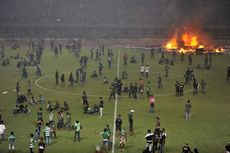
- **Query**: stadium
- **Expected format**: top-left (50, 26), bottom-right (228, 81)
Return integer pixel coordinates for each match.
top-left (0, 0), bottom-right (230, 153)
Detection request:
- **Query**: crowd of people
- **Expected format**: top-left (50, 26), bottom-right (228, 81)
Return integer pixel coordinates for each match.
top-left (0, 39), bottom-right (229, 153)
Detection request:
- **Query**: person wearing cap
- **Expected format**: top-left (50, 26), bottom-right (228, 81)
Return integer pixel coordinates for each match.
top-left (128, 110), bottom-right (134, 135)
top-left (99, 97), bottom-right (104, 118)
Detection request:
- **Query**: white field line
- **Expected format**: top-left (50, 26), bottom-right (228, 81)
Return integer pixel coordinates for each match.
top-left (35, 74), bottom-right (193, 97)
top-left (112, 49), bottom-right (120, 153)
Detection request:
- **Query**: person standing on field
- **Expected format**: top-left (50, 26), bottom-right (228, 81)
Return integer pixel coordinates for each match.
top-left (128, 110), bottom-right (134, 135)
top-left (99, 97), bottom-right (104, 118)
top-left (115, 114), bottom-right (122, 134)
top-left (44, 123), bottom-right (51, 145)
top-left (73, 120), bottom-right (81, 142)
top-left (38, 138), bottom-right (45, 153)
top-left (55, 70), bottom-right (59, 85)
top-left (8, 131), bottom-right (15, 151)
top-left (29, 134), bottom-right (34, 153)
top-left (185, 100), bottom-right (192, 120)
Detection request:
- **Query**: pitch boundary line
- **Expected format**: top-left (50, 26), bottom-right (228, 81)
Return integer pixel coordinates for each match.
top-left (35, 75), bottom-right (193, 97)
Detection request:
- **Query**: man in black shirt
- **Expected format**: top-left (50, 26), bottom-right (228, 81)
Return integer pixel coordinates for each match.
top-left (55, 70), bottom-right (59, 85)
top-left (115, 114), bottom-right (122, 134)
top-left (226, 67), bottom-right (230, 81)
top-left (225, 142), bottom-right (230, 153)
top-left (193, 79), bottom-right (198, 96)
top-left (159, 128), bottom-right (166, 153)
top-left (182, 143), bottom-right (192, 153)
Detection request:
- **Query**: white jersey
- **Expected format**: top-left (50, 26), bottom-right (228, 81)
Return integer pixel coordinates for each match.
top-left (140, 66), bottom-right (145, 73)
top-left (145, 66), bottom-right (149, 73)
top-left (0, 124), bottom-right (6, 134)
top-left (29, 138), bottom-right (34, 148)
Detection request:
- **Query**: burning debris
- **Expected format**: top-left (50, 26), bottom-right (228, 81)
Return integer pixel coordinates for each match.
top-left (164, 25), bottom-right (224, 54)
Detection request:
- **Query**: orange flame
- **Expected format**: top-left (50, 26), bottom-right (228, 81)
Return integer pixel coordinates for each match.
top-left (166, 38), bottom-right (177, 49)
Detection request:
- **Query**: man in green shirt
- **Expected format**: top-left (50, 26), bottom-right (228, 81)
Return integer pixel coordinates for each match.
top-left (128, 110), bottom-right (134, 135)
top-left (100, 128), bottom-right (110, 152)
top-left (8, 131), bottom-right (15, 151)
top-left (146, 81), bottom-right (151, 97)
top-left (73, 120), bottom-right (81, 142)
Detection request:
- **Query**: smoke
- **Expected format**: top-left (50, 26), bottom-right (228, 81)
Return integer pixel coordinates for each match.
top-left (165, 0), bottom-right (213, 45)
top-left (167, 0), bottom-right (205, 28)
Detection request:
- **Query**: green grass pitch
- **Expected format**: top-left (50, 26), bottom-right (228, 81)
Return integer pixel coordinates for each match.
top-left (0, 45), bottom-right (230, 153)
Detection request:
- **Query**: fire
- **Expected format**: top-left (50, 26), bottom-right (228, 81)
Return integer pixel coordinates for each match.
top-left (215, 47), bottom-right (224, 53)
top-left (182, 34), bottom-right (198, 47)
top-left (166, 38), bottom-right (177, 49)
top-left (166, 32), bottom-right (201, 51)
top-left (165, 27), bottom-right (224, 54)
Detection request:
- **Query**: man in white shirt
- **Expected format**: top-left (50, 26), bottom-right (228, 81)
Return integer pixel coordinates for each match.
top-left (140, 65), bottom-right (145, 77)
top-left (0, 120), bottom-right (6, 143)
top-left (145, 65), bottom-right (150, 78)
